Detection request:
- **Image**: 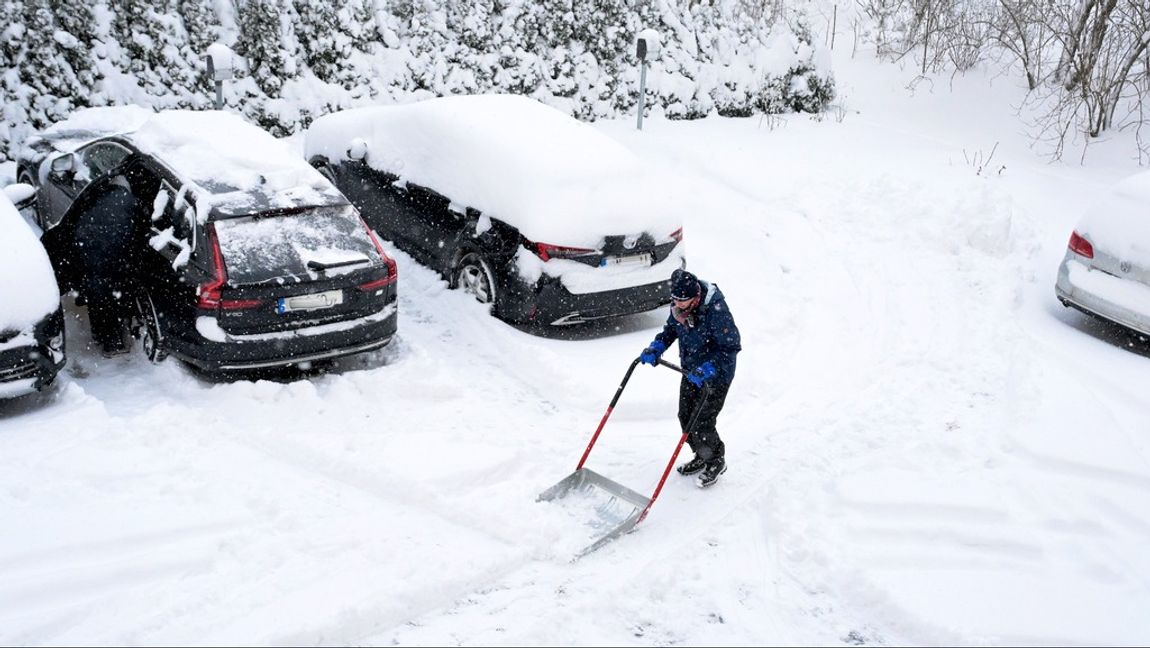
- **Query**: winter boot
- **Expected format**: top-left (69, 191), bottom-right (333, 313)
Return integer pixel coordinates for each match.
top-left (696, 458), bottom-right (727, 488)
top-left (676, 455), bottom-right (707, 476)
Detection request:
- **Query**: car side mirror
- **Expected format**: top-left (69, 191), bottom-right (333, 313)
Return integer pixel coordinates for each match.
top-left (49, 153), bottom-right (75, 177)
top-left (347, 138), bottom-right (368, 162)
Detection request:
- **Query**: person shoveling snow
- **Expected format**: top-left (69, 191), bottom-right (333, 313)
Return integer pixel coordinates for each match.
top-left (640, 268), bottom-right (742, 487)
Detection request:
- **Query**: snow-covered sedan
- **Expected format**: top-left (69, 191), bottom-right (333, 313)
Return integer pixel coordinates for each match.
top-left (17, 107), bottom-right (398, 372)
top-left (305, 94), bottom-right (686, 326)
top-left (1056, 171), bottom-right (1150, 338)
top-left (0, 184), bottom-right (65, 397)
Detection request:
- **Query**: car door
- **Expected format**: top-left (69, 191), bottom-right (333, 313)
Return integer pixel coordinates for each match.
top-left (39, 141), bottom-right (133, 232)
top-left (398, 182), bottom-right (468, 267)
top-left (348, 164), bottom-right (415, 248)
top-left (143, 174), bottom-right (196, 291)
top-left (140, 172), bottom-right (205, 340)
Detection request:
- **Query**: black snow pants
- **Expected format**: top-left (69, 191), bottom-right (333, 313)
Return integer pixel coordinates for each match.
top-left (84, 276), bottom-right (132, 351)
top-left (677, 377), bottom-right (732, 463)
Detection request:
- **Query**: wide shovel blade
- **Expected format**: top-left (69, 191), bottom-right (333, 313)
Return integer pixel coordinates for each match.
top-left (537, 468), bottom-right (652, 558)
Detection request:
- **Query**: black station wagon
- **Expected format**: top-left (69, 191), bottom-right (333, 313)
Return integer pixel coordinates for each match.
top-left (18, 107), bottom-right (398, 372)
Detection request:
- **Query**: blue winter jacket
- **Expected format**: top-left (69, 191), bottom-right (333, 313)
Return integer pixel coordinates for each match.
top-left (654, 281), bottom-right (741, 384)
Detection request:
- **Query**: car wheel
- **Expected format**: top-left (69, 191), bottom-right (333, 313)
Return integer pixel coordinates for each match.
top-left (453, 251), bottom-right (497, 305)
top-left (136, 291), bottom-right (167, 364)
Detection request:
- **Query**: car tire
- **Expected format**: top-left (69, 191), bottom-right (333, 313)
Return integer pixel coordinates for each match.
top-left (136, 291), bottom-right (167, 364)
top-left (452, 251), bottom-right (497, 306)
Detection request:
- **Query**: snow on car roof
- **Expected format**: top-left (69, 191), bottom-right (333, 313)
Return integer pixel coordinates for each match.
top-left (304, 94), bottom-right (689, 247)
top-left (28, 105), bottom-right (154, 154)
top-left (126, 110), bottom-right (344, 216)
top-left (1078, 170), bottom-right (1150, 264)
top-left (0, 191), bottom-right (58, 332)
top-left (31, 107), bottom-right (343, 216)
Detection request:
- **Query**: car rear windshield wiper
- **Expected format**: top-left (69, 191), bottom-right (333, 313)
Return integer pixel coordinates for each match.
top-left (307, 258), bottom-right (370, 272)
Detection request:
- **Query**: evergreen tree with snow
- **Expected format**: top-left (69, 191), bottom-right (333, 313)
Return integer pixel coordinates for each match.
top-left (111, 0), bottom-right (155, 76)
top-left (342, 0), bottom-right (378, 51)
top-left (400, 0), bottom-right (452, 93)
top-left (175, 0), bottom-right (220, 105)
top-left (443, 0), bottom-right (499, 93)
top-left (50, 0), bottom-right (97, 96)
top-left (178, 0), bottom-right (219, 56)
top-left (294, 0), bottom-right (342, 83)
top-left (570, 0), bottom-right (633, 116)
top-left (237, 0), bottom-right (296, 97)
top-left (19, 0), bottom-right (82, 120)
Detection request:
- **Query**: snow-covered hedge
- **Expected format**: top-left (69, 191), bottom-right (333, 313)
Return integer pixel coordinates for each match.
top-left (0, 0), bottom-right (835, 161)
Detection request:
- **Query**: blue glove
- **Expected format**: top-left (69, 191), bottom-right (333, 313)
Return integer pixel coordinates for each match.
top-left (687, 361), bottom-right (716, 387)
top-left (639, 339), bottom-right (666, 366)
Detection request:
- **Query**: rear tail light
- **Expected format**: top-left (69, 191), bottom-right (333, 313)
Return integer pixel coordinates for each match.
top-left (360, 219), bottom-right (397, 290)
top-left (196, 225), bottom-right (225, 310)
top-left (1068, 231), bottom-right (1094, 259)
top-left (197, 224), bottom-right (263, 311)
top-left (532, 241), bottom-right (597, 261)
top-left (670, 227), bottom-right (683, 243)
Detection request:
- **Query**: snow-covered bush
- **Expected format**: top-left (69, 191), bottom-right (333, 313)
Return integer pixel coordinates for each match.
top-left (0, 0), bottom-right (836, 161)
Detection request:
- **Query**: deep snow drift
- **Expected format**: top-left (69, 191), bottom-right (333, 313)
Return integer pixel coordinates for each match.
top-left (2, 50), bottom-right (1150, 646)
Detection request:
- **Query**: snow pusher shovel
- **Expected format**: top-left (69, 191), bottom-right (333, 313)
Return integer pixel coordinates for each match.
top-left (537, 357), bottom-right (710, 558)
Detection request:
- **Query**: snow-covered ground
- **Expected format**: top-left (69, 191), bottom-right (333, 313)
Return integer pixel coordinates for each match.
top-left (3, 49), bottom-right (1150, 645)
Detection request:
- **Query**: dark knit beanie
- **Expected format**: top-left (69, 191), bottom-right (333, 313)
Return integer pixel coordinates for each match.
top-left (670, 268), bottom-right (700, 300)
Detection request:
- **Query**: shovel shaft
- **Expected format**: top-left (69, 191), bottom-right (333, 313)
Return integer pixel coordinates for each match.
top-left (639, 377), bottom-right (711, 523)
top-left (577, 358), bottom-right (642, 470)
top-left (576, 356), bottom-right (710, 487)
top-left (638, 431), bottom-right (689, 524)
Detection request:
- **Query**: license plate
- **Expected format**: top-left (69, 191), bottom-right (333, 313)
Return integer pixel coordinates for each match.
top-left (600, 253), bottom-right (653, 268)
top-left (277, 289), bottom-right (344, 313)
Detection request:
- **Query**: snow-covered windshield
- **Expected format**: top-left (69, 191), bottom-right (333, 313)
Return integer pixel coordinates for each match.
top-left (214, 206), bottom-right (379, 285)
top-left (0, 192), bottom-right (58, 331)
top-left (304, 94), bottom-right (692, 248)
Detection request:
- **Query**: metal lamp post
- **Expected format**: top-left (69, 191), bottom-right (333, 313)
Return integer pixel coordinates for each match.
top-left (204, 43), bottom-right (235, 110)
top-left (635, 29), bottom-right (662, 131)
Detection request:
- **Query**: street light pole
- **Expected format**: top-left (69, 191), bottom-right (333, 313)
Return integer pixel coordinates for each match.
top-left (204, 43), bottom-right (235, 110)
top-left (634, 30), bottom-right (661, 132)
top-left (637, 58), bottom-right (648, 131)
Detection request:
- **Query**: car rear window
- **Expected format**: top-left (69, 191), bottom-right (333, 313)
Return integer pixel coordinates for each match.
top-left (213, 205), bottom-right (379, 284)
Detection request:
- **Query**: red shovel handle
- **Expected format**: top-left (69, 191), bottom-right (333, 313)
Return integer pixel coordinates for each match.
top-left (576, 355), bottom-right (712, 521)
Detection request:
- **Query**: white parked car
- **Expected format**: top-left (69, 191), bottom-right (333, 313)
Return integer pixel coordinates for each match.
top-left (1055, 171), bottom-right (1150, 338)
top-left (0, 184), bottom-right (65, 397)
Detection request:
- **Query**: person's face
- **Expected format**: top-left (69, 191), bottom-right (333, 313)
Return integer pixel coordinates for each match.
top-left (672, 295), bottom-right (700, 313)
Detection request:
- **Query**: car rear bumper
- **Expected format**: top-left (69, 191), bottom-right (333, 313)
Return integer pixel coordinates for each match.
top-left (1056, 257), bottom-right (1150, 337)
top-left (169, 304), bottom-right (398, 372)
top-left (503, 276), bottom-right (672, 325)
